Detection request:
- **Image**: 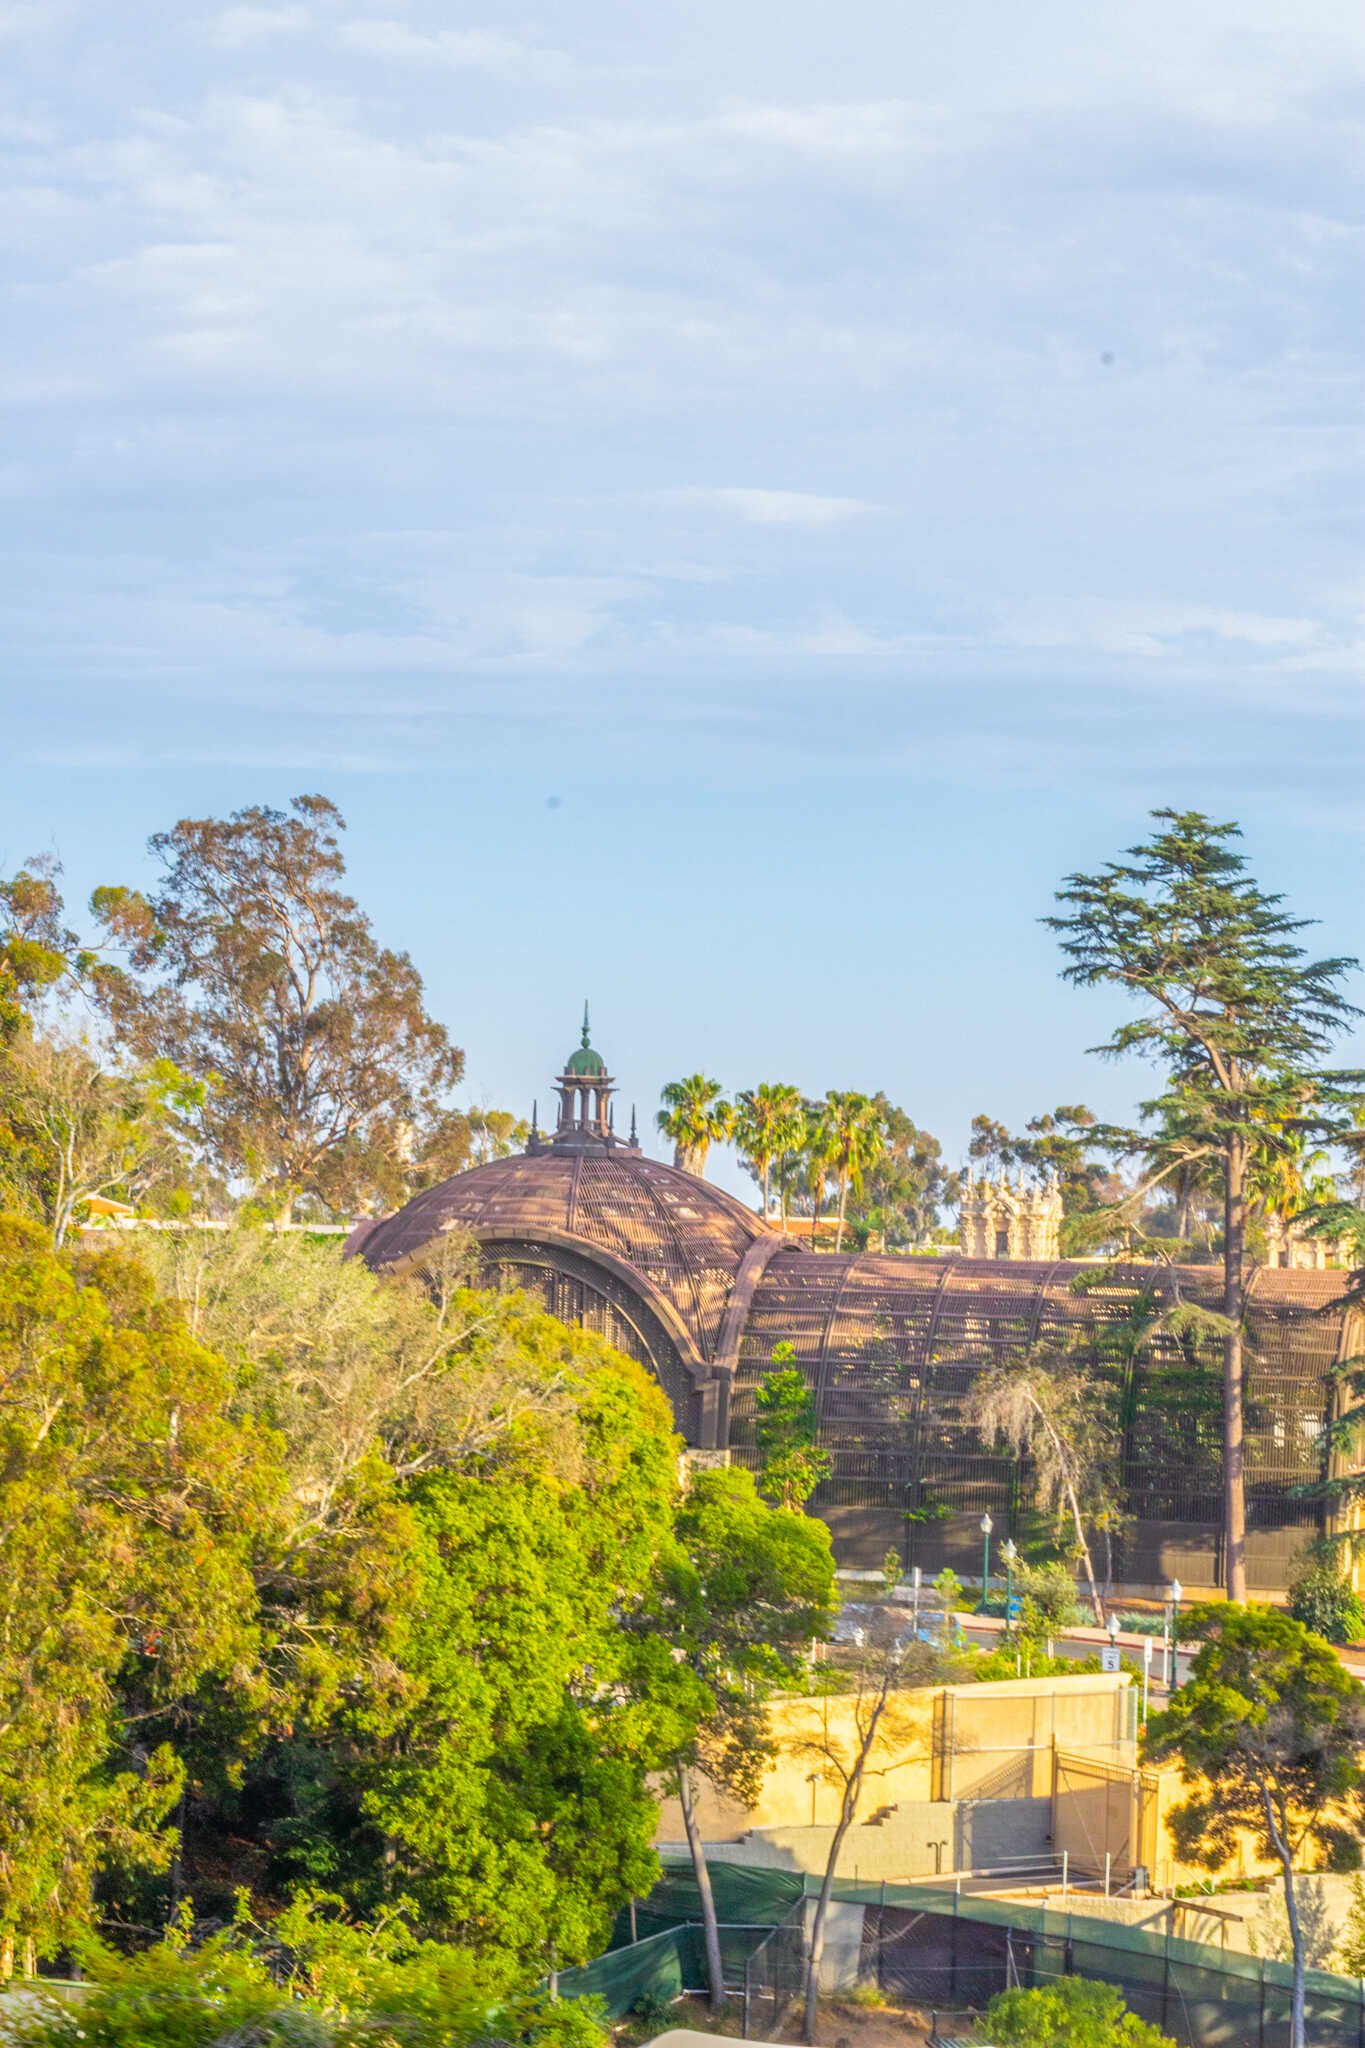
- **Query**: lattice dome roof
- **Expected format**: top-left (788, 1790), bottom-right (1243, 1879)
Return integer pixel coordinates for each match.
top-left (356, 1149), bottom-right (769, 1363)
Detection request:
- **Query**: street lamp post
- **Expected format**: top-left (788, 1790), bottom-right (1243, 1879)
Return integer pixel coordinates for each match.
top-left (1001, 1538), bottom-right (1018, 1637)
top-left (980, 1512), bottom-right (993, 1608)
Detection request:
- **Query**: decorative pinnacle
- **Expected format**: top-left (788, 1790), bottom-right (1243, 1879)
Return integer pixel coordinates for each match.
top-left (629, 1102), bottom-right (638, 1145)
top-left (531, 1098), bottom-right (538, 1135)
top-left (581, 999), bottom-right (591, 1048)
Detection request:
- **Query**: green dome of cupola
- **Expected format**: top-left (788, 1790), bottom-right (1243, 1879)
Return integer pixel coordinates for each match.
top-left (565, 1003), bottom-right (606, 1077)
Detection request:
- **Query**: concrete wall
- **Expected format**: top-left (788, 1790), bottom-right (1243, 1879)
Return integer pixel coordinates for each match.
top-left (659, 1795), bottom-right (1053, 1884)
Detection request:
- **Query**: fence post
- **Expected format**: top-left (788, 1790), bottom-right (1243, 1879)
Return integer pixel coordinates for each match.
top-left (1161, 1926), bottom-right (1171, 2034)
top-left (742, 1956), bottom-right (751, 2040)
top-left (1258, 1956), bottom-right (1266, 2048)
top-left (1062, 1850), bottom-right (1069, 1901)
top-left (1105, 1852), bottom-right (1111, 1899)
top-left (950, 1886), bottom-right (959, 2002)
top-left (878, 1880), bottom-right (886, 1995)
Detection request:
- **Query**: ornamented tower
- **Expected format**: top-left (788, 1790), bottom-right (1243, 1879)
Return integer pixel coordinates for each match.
top-left (958, 1169), bottom-right (1064, 1260)
top-left (526, 1006), bottom-right (642, 1157)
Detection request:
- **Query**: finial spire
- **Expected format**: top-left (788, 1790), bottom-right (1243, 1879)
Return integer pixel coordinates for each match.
top-left (630, 1102), bottom-right (638, 1146)
top-left (582, 999), bottom-right (591, 1048)
top-left (531, 1098), bottom-right (538, 1135)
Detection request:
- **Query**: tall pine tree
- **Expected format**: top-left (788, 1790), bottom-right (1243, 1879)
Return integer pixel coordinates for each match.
top-left (1048, 810), bottom-right (1361, 1602)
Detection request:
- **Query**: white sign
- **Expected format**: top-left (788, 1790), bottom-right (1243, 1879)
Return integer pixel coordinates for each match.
top-left (1101, 1645), bottom-right (1121, 1673)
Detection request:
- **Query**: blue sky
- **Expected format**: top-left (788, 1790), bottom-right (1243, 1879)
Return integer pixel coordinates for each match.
top-left (4, 0), bottom-right (1365, 1197)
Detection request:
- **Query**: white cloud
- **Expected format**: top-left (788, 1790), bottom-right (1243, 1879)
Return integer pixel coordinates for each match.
top-left (207, 6), bottom-right (312, 48)
top-left (334, 19), bottom-right (569, 82)
top-left (673, 488), bottom-right (877, 528)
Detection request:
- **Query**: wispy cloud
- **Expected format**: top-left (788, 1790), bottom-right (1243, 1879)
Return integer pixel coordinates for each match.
top-left (4, 3), bottom-right (1365, 812)
top-left (334, 19), bottom-right (570, 83)
top-left (670, 488), bottom-right (878, 528)
top-left (207, 8), bottom-right (312, 50)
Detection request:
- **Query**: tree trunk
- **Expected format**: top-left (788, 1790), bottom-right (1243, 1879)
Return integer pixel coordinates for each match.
top-left (803, 1797), bottom-right (855, 2043)
top-left (835, 1172), bottom-right (849, 1252)
top-left (762, 1159), bottom-right (771, 1222)
top-left (677, 1764), bottom-right (726, 2014)
top-left (1263, 1792), bottom-right (1305, 2048)
top-left (1223, 1133), bottom-right (1249, 1604)
top-left (1176, 1166), bottom-right (1194, 1244)
top-left (810, 1179), bottom-right (822, 1248)
top-left (803, 1689), bottom-right (892, 2043)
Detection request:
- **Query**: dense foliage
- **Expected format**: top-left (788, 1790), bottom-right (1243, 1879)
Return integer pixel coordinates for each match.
top-left (986, 1976), bottom-right (1176, 2048)
top-left (0, 1220), bottom-right (688, 1985)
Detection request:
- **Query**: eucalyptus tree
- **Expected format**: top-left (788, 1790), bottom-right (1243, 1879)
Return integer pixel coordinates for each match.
top-left (91, 795), bottom-right (466, 1217)
top-left (1049, 809), bottom-right (1361, 1603)
top-left (733, 1082), bottom-right (805, 1220)
top-left (655, 1075), bottom-right (733, 1177)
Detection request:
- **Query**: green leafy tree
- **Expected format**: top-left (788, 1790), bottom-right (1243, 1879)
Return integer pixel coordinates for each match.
top-left (0, 1219), bottom-right (278, 1957)
top-left (754, 1346), bottom-right (831, 1509)
top-left (1145, 1604), bottom-right (1365, 2048)
top-left (1336, 1873), bottom-right (1365, 1975)
top-left (645, 1466), bottom-right (835, 2012)
top-left (6, 1908), bottom-right (609, 2048)
top-left (971, 1106), bottom-right (1118, 1222)
top-left (293, 1315), bottom-right (681, 1971)
top-left (466, 1107), bottom-right (530, 1164)
top-left (986, 1976), bottom-right (1176, 2047)
top-left (1048, 808), bottom-right (1362, 1602)
top-left (966, 1354), bottom-right (1114, 1623)
top-left (655, 1074), bottom-right (733, 1178)
top-left (1286, 1557), bottom-right (1365, 1645)
top-left (733, 1082), bottom-right (805, 1220)
top-left (133, 1230), bottom-right (681, 1961)
top-left (92, 794), bottom-right (466, 1217)
top-left (845, 1096), bottom-right (955, 1249)
top-left (0, 1033), bottom-right (201, 1245)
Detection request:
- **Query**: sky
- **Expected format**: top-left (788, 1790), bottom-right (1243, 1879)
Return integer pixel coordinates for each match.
top-left (4, 0), bottom-right (1365, 1198)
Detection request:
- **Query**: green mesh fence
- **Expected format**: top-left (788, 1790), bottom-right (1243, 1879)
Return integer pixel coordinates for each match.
top-left (556, 1925), bottom-right (702, 2019)
top-left (569, 1861), bottom-right (1365, 2047)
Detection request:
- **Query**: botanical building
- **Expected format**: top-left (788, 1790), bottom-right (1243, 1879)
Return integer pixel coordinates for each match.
top-left (353, 1020), bottom-right (1360, 1595)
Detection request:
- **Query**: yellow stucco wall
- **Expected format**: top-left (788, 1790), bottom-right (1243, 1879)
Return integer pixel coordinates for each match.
top-left (655, 1672), bottom-right (1135, 1842)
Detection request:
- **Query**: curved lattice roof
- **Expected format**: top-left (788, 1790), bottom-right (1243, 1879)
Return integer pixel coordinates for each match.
top-left (731, 1247), bottom-right (1353, 1540)
top-left (358, 1150), bottom-right (767, 1364)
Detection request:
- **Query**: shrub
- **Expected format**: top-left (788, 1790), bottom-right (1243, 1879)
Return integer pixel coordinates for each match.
top-left (1287, 1561), bottom-right (1365, 1645)
top-left (986, 1975), bottom-right (1176, 2047)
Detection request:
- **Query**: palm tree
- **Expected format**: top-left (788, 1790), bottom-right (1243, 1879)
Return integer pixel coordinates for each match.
top-left (822, 1090), bottom-right (887, 1252)
top-left (656, 1075), bottom-right (733, 1177)
top-left (803, 1100), bottom-right (837, 1248)
top-left (733, 1082), bottom-right (805, 1220)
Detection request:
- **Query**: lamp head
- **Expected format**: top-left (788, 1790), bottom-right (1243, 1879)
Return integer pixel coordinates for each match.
top-left (980, 1512), bottom-right (994, 1535)
top-left (1001, 1538), bottom-right (1018, 1564)
top-left (1169, 1577), bottom-right (1183, 1606)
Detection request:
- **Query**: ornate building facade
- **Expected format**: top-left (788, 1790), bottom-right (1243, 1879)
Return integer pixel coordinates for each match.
top-left (353, 1020), bottom-right (1361, 1596)
top-left (957, 1170), bottom-right (1064, 1260)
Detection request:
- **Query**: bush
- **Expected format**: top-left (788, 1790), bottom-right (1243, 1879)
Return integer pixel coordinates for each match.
top-left (1288, 1562), bottom-right (1365, 1644)
top-left (1015, 1560), bottom-right (1081, 1631)
top-left (4, 1924), bottom-right (609, 2048)
top-left (986, 1976), bottom-right (1176, 2047)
